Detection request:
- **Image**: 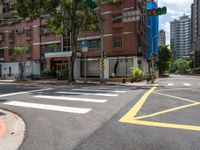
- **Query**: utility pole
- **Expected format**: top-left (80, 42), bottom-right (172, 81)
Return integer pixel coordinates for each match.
top-left (151, 33), bottom-right (159, 72)
top-left (82, 0), bottom-right (104, 80)
top-left (96, 13), bottom-right (104, 80)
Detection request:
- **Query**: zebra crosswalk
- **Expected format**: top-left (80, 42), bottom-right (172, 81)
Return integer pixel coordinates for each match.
top-left (2, 88), bottom-right (127, 114)
top-left (154, 83), bottom-right (193, 87)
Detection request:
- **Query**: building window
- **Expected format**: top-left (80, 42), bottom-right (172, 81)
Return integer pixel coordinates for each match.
top-left (9, 30), bottom-right (15, 39)
top-left (9, 49), bottom-right (14, 56)
top-left (112, 13), bottom-right (122, 23)
top-left (40, 26), bottom-right (52, 35)
top-left (113, 37), bottom-right (122, 47)
top-left (0, 41), bottom-right (3, 48)
top-left (26, 29), bottom-right (32, 37)
top-left (88, 39), bottom-right (100, 49)
top-left (0, 49), bottom-right (4, 59)
top-left (26, 47), bottom-right (32, 55)
top-left (41, 43), bottom-right (61, 59)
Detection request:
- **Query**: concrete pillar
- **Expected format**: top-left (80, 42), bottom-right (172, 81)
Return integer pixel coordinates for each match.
top-left (46, 59), bottom-right (51, 70)
top-left (74, 58), bottom-right (81, 79)
top-left (133, 56), bottom-right (138, 68)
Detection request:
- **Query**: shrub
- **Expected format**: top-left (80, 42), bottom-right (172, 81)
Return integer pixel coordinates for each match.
top-left (41, 68), bottom-right (52, 77)
top-left (129, 67), bottom-right (143, 78)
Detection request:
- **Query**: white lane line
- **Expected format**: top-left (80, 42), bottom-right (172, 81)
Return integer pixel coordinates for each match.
top-left (0, 88), bottom-right (53, 98)
top-left (34, 95), bottom-right (107, 103)
top-left (168, 83), bottom-right (174, 86)
top-left (184, 83), bottom-right (191, 86)
top-left (4, 101), bottom-right (91, 114)
top-left (56, 91), bottom-right (118, 97)
top-left (71, 89), bottom-right (126, 93)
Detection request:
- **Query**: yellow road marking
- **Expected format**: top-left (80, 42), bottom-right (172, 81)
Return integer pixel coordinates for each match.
top-left (134, 103), bottom-right (200, 120)
top-left (153, 91), bottom-right (198, 103)
top-left (156, 86), bottom-right (200, 92)
top-left (119, 87), bottom-right (156, 123)
top-left (127, 120), bottom-right (200, 131)
top-left (119, 86), bottom-right (200, 132)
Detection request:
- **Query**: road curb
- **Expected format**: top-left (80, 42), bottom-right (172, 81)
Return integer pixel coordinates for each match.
top-left (0, 109), bottom-right (25, 150)
top-left (0, 119), bottom-right (6, 138)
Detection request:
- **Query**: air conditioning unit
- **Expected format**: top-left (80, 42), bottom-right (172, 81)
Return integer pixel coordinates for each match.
top-left (15, 28), bottom-right (24, 34)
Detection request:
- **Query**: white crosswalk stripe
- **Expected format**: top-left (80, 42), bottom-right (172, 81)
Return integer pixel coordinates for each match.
top-left (3, 88), bottom-right (126, 114)
top-left (71, 89), bottom-right (126, 93)
top-left (184, 83), bottom-right (191, 86)
top-left (168, 83), bottom-right (174, 86)
top-left (56, 91), bottom-right (118, 97)
top-left (4, 101), bottom-right (91, 114)
top-left (34, 95), bottom-right (108, 103)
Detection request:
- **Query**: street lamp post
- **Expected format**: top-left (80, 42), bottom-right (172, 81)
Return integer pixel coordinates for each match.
top-left (151, 33), bottom-right (159, 71)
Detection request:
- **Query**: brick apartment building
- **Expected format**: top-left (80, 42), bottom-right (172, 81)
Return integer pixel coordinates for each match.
top-left (0, 0), bottom-right (148, 79)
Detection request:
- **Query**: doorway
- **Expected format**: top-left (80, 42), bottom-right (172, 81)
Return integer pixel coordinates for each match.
top-left (53, 61), bottom-right (69, 80)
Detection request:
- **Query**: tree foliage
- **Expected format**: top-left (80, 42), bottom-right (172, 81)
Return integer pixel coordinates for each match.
top-left (13, 46), bottom-right (28, 80)
top-left (157, 45), bottom-right (172, 76)
top-left (172, 59), bottom-right (191, 74)
top-left (16, 0), bottom-right (99, 81)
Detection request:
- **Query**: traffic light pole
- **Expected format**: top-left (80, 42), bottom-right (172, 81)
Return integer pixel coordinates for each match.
top-left (152, 33), bottom-right (159, 71)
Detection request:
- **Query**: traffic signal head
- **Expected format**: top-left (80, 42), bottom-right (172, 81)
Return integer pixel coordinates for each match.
top-left (147, 7), bottom-right (167, 16)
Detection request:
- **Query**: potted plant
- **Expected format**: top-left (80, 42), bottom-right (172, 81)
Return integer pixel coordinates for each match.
top-left (129, 67), bottom-right (143, 82)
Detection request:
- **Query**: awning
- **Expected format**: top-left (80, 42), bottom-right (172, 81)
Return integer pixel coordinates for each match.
top-left (45, 51), bottom-right (72, 59)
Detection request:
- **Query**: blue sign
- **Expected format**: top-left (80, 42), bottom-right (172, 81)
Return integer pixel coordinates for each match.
top-left (82, 40), bottom-right (88, 52)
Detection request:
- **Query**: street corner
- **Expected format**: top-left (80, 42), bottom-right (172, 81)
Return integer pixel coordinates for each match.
top-left (0, 118), bottom-right (6, 138)
top-left (0, 109), bottom-right (25, 150)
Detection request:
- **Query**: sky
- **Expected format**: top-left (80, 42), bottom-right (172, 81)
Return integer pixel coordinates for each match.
top-left (158, 0), bottom-right (193, 45)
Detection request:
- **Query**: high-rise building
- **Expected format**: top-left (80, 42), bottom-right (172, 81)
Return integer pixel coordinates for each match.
top-left (0, 0), bottom-right (148, 79)
top-left (191, 0), bottom-right (200, 68)
top-left (159, 29), bottom-right (166, 46)
top-left (170, 15), bottom-right (191, 60)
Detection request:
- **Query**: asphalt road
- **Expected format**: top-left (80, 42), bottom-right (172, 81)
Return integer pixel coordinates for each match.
top-left (0, 82), bottom-right (145, 150)
top-left (74, 75), bottom-right (200, 150)
top-left (0, 75), bottom-right (200, 150)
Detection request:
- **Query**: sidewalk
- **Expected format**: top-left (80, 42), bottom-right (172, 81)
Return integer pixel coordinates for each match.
top-left (0, 109), bottom-right (25, 150)
top-left (0, 78), bottom-right (153, 87)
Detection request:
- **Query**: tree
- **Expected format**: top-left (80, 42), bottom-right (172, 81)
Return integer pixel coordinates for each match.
top-left (16, 0), bottom-right (99, 81)
top-left (173, 59), bottom-right (190, 74)
top-left (13, 46), bottom-right (28, 80)
top-left (157, 45), bottom-right (172, 76)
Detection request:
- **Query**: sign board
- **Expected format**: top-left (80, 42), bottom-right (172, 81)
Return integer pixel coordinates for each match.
top-left (82, 40), bottom-right (88, 52)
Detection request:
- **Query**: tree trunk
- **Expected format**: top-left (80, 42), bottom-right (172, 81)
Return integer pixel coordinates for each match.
top-left (19, 61), bottom-right (26, 80)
